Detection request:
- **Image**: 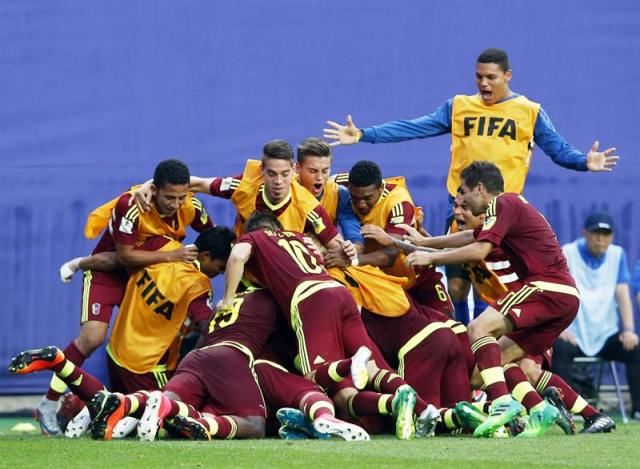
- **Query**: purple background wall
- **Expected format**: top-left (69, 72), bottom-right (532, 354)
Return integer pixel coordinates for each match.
top-left (1, 0), bottom-right (639, 393)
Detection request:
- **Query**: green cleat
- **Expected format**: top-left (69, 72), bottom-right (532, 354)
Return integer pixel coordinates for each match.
top-left (454, 401), bottom-right (487, 431)
top-left (541, 387), bottom-right (576, 435)
top-left (517, 402), bottom-right (560, 438)
top-left (391, 385), bottom-right (417, 440)
top-left (473, 395), bottom-right (523, 438)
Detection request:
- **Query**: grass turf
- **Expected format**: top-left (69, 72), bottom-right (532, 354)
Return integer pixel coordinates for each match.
top-left (2, 417), bottom-right (639, 468)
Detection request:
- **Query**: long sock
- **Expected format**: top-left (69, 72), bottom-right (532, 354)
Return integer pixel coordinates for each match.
top-left (302, 392), bottom-right (335, 420)
top-left (535, 370), bottom-right (598, 419)
top-left (200, 416), bottom-right (237, 439)
top-left (312, 359), bottom-right (351, 389)
top-left (453, 300), bottom-right (470, 326)
top-left (347, 392), bottom-right (393, 417)
top-left (123, 391), bottom-right (150, 418)
top-left (46, 341), bottom-right (87, 401)
top-left (471, 337), bottom-right (509, 401)
top-left (370, 369), bottom-right (405, 394)
top-left (167, 399), bottom-right (201, 419)
top-left (503, 363), bottom-right (544, 412)
top-left (436, 407), bottom-right (462, 434)
top-left (51, 358), bottom-right (105, 402)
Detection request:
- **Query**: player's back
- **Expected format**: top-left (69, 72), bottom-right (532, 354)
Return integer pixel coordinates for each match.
top-left (200, 288), bottom-right (284, 357)
top-left (238, 228), bottom-right (333, 312)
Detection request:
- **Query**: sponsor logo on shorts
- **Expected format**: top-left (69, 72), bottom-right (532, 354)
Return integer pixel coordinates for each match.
top-left (511, 308), bottom-right (521, 318)
top-left (92, 303), bottom-right (101, 316)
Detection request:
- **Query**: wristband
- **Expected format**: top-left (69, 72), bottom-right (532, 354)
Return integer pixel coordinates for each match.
top-left (351, 256), bottom-right (359, 267)
top-left (355, 129), bottom-right (363, 143)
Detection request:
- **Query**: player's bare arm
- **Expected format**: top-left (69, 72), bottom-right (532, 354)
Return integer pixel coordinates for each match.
top-left (115, 242), bottom-right (197, 268)
top-left (585, 141), bottom-right (619, 172)
top-left (406, 241), bottom-right (492, 268)
top-left (189, 175), bottom-right (217, 194)
top-left (399, 223), bottom-right (475, 249)
top-left (323, 115), bottom-right (362, 147)
top-left (219, 242), bottom-right (252, 309)
top-left (59, 252), bottom-right (121, 283)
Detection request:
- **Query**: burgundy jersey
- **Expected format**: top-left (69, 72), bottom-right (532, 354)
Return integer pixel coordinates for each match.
top-left (200, 288), bottom-right (282, 357)
top-left (474, 193), bottom-right (574, 286)
top-left (237, 229), bottom-right (333, 313)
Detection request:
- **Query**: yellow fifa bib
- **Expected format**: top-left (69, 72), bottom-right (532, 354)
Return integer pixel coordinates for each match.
top-left (231, 159), bottom-right (323, 236)
top-left (450, 94), bottom-right (540, 195)
top-left (107, 240), bottom-right (212, 373)
top-left (319, 179), bottom-right (340, 224)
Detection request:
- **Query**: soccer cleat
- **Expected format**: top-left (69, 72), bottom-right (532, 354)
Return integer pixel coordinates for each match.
top-left (112, 417), bottom-right (140, 439)
top-left (65, 405), bottom-right (91, 438)
top-left (516, 402), bottom-right (559, 438)
top-left (167, 416), bottom-right (210, 441)
top-left (276, 408), bottom-right (330, 440)
top-left (279, 426), bottom-right (310, 440)
top-left (57, 392), bottom-right (85, 433)
top-left (313, 415), bottom-right (370, 441)
top-left (391, 385), bottom-right (417, 440)
top-left (137, 390), bottom-right (172, 442)
top-left (350, 346), bottom-right (371, 390)
top-left (541, 386), bottom-right (576, 435)
top-left (415, 404), bottom-right (440, 437)
top-left (454, 401), bottom-right (487, 431)
top-left (89, 391), bottom-right (126, 440)
top-left (580, 412), bottom-right (616, 434)
top-left (9, 347), bottom-right (65, 375)
top-left (35, 398), bottom-right (62, 436)
top-left (473, 395), bottom-right (523, 438)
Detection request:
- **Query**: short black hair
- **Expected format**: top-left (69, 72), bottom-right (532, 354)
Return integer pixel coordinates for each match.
top-left (349, 160), bottom-right (382, 188)
top-left (153, 159), bottom-right (190, 189)
top-left (297, 137), bottom-right (332, 163)
top-left (194, 226), bottom-right (236, 261)
top-left (477, 48), bottom-right (510, 73)
top-left (460, 161), bottom-right (504, 194)
top-left (262, 139), bottom-right (294, 165)
top-left (245, 211), bottom-right (282, 233)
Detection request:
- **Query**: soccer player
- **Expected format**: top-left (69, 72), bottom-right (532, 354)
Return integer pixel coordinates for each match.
top-left (405, 161), bottom-right (580, 438)
top-left (324, 47), bottom-right (618, 337)
top-left (38, 159), bottom-right (211, 435)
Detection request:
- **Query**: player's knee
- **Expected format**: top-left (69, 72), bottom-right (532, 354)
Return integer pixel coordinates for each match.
top-left (76, 327), bottom-right (107, 356)
top-left (447, 277), bottom-right (470, 301)
top-left (237, 416), bottom-right (266, 439)
top-left (518, 360), bottom-right (542, 384)
top-left (332, 387), bottom-right (357, 415)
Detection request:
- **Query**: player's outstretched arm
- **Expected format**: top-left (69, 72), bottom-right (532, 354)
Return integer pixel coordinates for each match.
top-left (219, 242), bottom-right (252, 309)
top-left (115, 242), bottom-right (197, 268)
top-left (397, 224), bottom-right (475, 248)
top-left (406, 241), bottom-right (492, 268)
top-left (190, 176), bottom-right (216, 194)
top-left (323, 115), bottom-right (362, 147)
top-left (585, 141), bottom-right (619, 172)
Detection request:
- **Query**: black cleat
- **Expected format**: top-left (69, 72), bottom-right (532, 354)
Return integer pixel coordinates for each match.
top-left (167, 416), bottom-right (210, 441)
top-left (88, 390), bottom-right (125, 440)
top-left (580, 412), bottom-right (616, 434)
top-left (541, 386), bottom-right (576, 435)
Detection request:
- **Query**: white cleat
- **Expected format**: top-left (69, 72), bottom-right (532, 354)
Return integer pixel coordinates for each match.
top-left (137, 390), bottom-right (169, 442)
top-left (59, 257), bottom-right (83, 283)
top-left (350, 346), bottom-right (371, 390)
top-left (65, 406), bottom-right (91, 438)
top-left (113, 417), bottom-right (140, 439)
top-left (36, 398), bottom-right (62, 436)
top-left (415, 404), bottom-right (441, 438)
top-left (313, 415), bottom-right (370, 441)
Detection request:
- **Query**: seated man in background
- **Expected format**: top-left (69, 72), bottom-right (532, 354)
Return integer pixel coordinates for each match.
top-left (553, 212), bottom-right (640, 422)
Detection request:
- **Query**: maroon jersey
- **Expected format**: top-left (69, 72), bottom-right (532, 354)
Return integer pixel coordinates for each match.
top-left (237, 229), bottom-right (333, 313)
top-left (110, 193), bottom-right (212, 246)
top-left (200, 288), bottom-right (282, 357)
top-left (474, 193), bottom-right (575, 286)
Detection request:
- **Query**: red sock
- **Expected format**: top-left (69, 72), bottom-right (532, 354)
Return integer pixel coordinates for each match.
top-left (302, 392), bottom-right (335, 420)
top-left (347, 392), bottom-right (393, 417)
top-left (535, 370), bottom-right (598, 418)
top-left (312, 360), bottom-right (351, 389)
top-left (503, 363), bottom-right (543, 411)
top-left (200, 416), bottom-right (237, 439)
top-left (471, 337), bottom-right (509, 401)
top-left (436, 407), bottom-right (462, 433)
top-left (51, 358), bottom-right (104, 402)
top-left (45, 341), bottom-right (87, 401)
top-left (370, 369), bottom-right (404, 394)
top-left (123, 391), bottom-right (149, 418)
top-left (167, 399), bottom-right (201, 419)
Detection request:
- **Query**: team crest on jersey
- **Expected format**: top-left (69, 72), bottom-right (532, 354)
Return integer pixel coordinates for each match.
top-left (119, 217), bottom-right (134, 234)
top-left (482, 216), bottom-right (497, 231)
top-left (91, 303), bottom-right (101, 316)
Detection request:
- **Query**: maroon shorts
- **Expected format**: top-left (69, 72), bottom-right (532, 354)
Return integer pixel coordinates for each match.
top-left (407, 268), bottom-right (454, 316)
top-left (254, 360), bottom-right (321, 415)
top-left (165, 345), bottom-right (266, 418)
top-left (80, 270), bottom-right (127, 325)
top-left (495, 283), bottom-right (579, 357)
top-left (294, 286), bottom-right (375, 375)
top-left (107, 355), bottom-right (170, 394)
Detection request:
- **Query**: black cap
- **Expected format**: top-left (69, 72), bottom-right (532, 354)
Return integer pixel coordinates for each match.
top-left (584, 212), bottom-right (614, 233)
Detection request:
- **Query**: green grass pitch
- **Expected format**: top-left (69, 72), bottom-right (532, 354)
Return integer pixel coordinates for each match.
top-left (2, 417), bottom-right (639, 468)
